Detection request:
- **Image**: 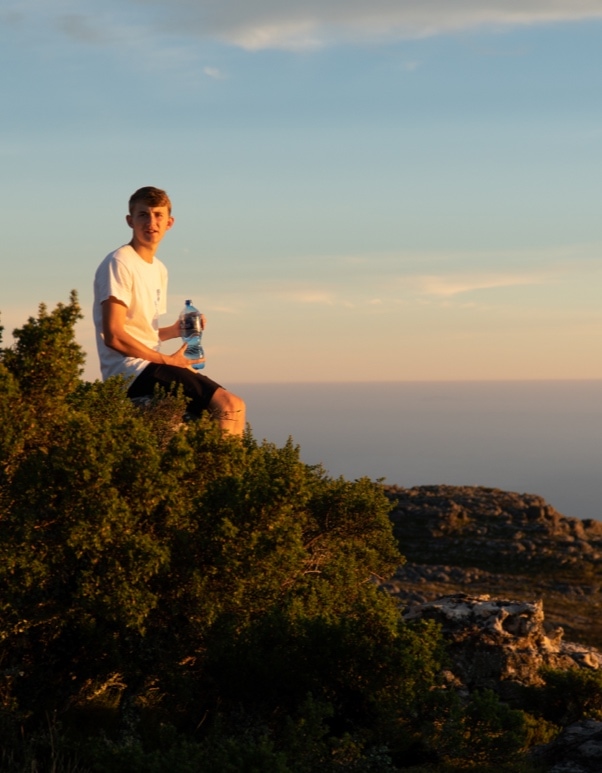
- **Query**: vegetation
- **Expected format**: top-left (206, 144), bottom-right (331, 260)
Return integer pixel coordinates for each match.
top-left (0, 293), bottom-right (588, 771)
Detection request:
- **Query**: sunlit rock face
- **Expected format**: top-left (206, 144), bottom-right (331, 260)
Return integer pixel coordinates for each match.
top-left (404, 593), bottom-right (602, 695)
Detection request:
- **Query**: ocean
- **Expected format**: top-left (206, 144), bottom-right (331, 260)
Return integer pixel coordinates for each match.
top-left (231, 380), bottom-right (602, 522)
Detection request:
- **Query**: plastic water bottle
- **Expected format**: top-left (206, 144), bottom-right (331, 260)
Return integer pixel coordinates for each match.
top-left (179, 300), bottom-right (205, 370)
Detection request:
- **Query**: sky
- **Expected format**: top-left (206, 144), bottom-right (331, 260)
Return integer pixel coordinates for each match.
top-left (2, 0), bottom-right (602, 383)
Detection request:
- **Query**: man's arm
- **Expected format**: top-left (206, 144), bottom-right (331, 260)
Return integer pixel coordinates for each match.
top-left (158, 320), bottom-right (181, 342)
top-left (102, 297), bottom-right (202, 369)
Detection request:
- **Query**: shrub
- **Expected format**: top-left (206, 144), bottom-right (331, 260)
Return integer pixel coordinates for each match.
top-left (538, 666), bottom-right (602, 724)
top-left (0, 295), bottom-right (548, 771)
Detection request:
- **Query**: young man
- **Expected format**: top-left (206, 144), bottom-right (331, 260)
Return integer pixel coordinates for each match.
top-left (93, 186), bottom-right (246, 436)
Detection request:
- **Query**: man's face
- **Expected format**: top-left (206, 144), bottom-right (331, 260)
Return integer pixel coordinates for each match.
top-left (127, 203), bottom-right (174, 250)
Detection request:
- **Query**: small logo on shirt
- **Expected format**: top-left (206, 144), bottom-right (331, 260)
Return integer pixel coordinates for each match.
top-left (152, 289), bottom-right (162, 331)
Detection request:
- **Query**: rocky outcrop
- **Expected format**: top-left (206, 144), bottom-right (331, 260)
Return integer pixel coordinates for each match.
top-left (393, 592), bottom-right (602, 771)
top-left (402, 593), bottom-right (601, 699)
top-left (534, 720), bottom-right (602, 773)
top-left (386, 484), bottom-right (602, 574)
top-left (379, 486), bottom-right (602, 772)
top-left (383, 485), bottom-right (602, 649)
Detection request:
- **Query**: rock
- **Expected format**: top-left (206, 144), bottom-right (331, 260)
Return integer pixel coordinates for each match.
top-left (402, 593), bottom-right (602, 701)
top-left (533, 720), bottom-right (602, 773)
top-left (388, 586), bottom-right (602, 770)
top-left (375, 484), bottom-right (602, 770)
top-left (382, 485), bottom-right (602, 649)
top-left (385, 484), bottom-right (602, 575)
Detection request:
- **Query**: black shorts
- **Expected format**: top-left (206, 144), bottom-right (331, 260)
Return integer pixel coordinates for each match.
top-left (127, 363), bottom-right (223, 418)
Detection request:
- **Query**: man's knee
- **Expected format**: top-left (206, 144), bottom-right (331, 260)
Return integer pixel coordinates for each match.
top-left (210, 388), bottom-right (245, 416)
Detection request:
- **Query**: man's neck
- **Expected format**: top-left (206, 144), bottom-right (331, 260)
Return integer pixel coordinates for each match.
top-left (129, 239), bottom-right (155, 263)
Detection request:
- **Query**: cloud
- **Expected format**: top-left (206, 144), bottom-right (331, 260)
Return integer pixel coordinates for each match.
top-left (213, 277), bottom-right (340, 307)
top-left (0, 9), bottom-right (25, 25)
top-left (127, 0), bottom-right (602, 51)
top-left (405, 269), bottom-right (561, 298)
top-left (287, 290), bottom-right (336, 305)
top-left (397, 252), bottom-right (602, 298)
top-left (57, 14), bottom-right (110, 44)
top-left (207, 304), bottom-right (240, 314)
top-left (14, 0), bottom-right (602, 54)
top-left (228, 246), bottom-right (602, 314)
top-left (332, 246), bottom-right (600, 301)
top-left (203, 66), bottom-right (226, 79)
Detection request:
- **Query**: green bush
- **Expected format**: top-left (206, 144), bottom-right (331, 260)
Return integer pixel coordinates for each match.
top-left (0, 295), bottom-right (548, 771)
top-left (537, 666), bottom-right (602, 724)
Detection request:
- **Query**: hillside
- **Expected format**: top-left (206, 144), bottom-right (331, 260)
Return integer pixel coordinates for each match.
top-left (383, 484), bottom-right (602, 649)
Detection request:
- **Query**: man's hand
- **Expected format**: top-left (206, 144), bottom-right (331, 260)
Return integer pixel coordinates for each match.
top-left (159, 314), bottom-right (206, 342)
top-left (102, 298), bottom-right (205, 369)
top-left (166, 342), bottom-right (206, 370)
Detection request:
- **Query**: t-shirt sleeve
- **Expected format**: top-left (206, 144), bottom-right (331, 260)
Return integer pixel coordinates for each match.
top-left (97, 256), bottom-right (133, 308)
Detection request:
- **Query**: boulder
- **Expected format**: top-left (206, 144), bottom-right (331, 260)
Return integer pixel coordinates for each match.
top-left (533, 719), bottom-right (602, 773)
top-left (403, 593), bottom-right (602, 700)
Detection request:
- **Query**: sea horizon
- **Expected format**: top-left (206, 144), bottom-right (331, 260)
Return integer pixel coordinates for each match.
top-left (229, 379), bottom-right (602, 522)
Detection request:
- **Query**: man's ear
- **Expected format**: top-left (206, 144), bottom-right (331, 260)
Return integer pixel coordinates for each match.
top-left (167, 216), bottom-right (175, 231)
top-left (126, 214), bottom-right (133, 228)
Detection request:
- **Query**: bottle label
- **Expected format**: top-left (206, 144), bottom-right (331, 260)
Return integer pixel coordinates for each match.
top-left (180, 312), bottom-right (201, 335)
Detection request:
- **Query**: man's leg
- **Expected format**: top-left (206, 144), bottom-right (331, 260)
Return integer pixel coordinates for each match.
top-left (128, 364), bottom-right (235, 426)
top-left (208, 387), bottom-right (246, 437)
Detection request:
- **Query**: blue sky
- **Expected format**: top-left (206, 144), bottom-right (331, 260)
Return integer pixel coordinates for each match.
top-left (2, 0), bottom-right (602, 383)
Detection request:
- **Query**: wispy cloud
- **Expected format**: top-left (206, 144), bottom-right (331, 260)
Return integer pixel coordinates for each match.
top-left (226, 245), bottom-right (602, 312)
top-left (395, 244), bottom-right (602, 300)
top-left (285, 290), bottom-right (336, 305)
top-left (14, 0), bottom-right (602, 52)
top-left (207, 304), bottom-right (240, 314)
top-left (405, 270), bottom-right (554, 298)
top-left (206, 284), bottom-right (339, 310)
top-left (203, 66), bottom-right (226, 80)
top-left (57, 13), bottom-right (110, 44)
top-left (0, 9), bottom-right (25, 25)
top-left (133, 0), bottom-right (602, 51)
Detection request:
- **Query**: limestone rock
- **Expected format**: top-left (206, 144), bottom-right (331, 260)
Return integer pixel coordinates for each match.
top-left (377, 485), bottom-right (602, 771)
top-left (533, 720), bottom-right (602, 773)
top-left (402, 593), bottom-right (602, 700)
top-left (383, 485), bottom-right (602, 648)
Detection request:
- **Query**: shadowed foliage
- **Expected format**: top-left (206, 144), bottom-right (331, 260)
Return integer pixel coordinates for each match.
top-left (0, 295), bottom-right (559, 772)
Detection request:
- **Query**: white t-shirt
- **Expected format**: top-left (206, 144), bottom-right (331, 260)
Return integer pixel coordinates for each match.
top-left (93, 244), bottom-right (168, 381)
